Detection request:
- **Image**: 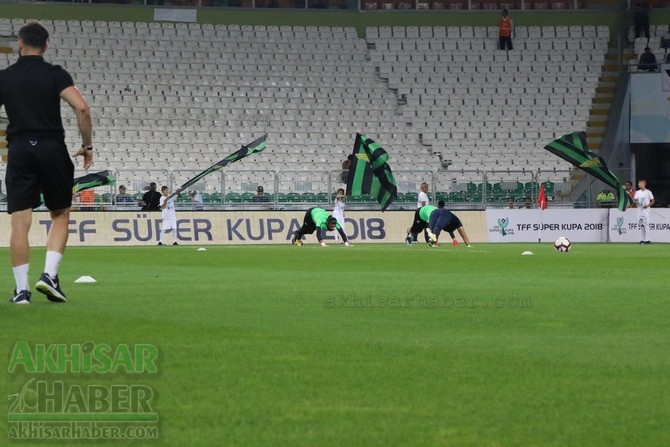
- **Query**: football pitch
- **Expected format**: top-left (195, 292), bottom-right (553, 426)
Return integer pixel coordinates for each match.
top-left (2, 242), bottom-right (669, 447)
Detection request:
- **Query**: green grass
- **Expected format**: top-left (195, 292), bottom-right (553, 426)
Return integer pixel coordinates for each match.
top-left (1, 243), bottom-right (669, 446)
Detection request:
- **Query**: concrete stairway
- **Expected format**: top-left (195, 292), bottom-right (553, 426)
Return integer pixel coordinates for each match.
top-left (586, 47), bottom-right (635, 153)
top-left (568, 45), bottom-right (635, 203)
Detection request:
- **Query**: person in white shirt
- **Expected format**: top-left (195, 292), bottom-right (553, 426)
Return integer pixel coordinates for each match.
top-left (332, 188), bottom-right (346, 243)
top-left (158, 186), bottom-right (179, 246)
top-left (633, 179), bottom-right (655, 244)
top-left (189, 190), bottom-right (204, 211)
top-left (415, 182), bottom-right (431, 242)
top-left (417, 182), bottom-right (430, 208)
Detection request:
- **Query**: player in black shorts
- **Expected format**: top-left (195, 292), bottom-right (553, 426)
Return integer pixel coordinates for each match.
top-left (291, 207), bottom-right (350, 247)
top-left (406, 200), bottom-right (471, 247)
top-left (428, 200), bottom-right (472, 247)
top-left (0, 21), bottom-right (93, 304)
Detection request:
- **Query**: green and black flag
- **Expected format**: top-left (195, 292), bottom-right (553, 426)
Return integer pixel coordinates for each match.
top-left (73, 170), bottom-right (115, 193)
top-left (544, 131), bottom-right (633, 211)
top-left (346, 133), bottom-right (398, 211)
top-left (167, 134), bottom-right (268, 199)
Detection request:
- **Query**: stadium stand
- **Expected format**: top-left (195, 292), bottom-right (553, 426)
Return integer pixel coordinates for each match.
top-left (0, 19), bottom-right (612, 207)
top-left (368, 24), bottom-right (609, 174)
top-left (630, 24), bottom-right (669, 69)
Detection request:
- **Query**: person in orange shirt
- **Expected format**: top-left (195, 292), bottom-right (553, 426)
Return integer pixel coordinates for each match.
top-left (499, 9), bottom-right (514, 51)
top-left (79, 189), bottom-right (95, 210)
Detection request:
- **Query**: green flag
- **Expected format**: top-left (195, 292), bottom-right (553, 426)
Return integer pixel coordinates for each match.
top-left (345, 133), bottom-right (397, 211)
top-left (73, 170), bottom-right (115, 193)
top-left (544, 131), bottom-right (633, 211)
top-left (168, 134), bottom-right (267, 199)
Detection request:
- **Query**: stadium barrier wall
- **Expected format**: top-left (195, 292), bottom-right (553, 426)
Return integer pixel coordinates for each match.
top-left (0, 210), bottom-right (490, 246)
top-left (3, 209), bottom-right (666, 246)
top-left (608, 208), bottom-right (670, 243)
top-left (0, 3), bottom-right (629, 34)
top-left (486, 209), bottom-right (609, 242)
top-left (486, 208), bottom-right (670, 242)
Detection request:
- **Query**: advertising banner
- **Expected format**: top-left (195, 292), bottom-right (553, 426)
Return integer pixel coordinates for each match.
top-left (486, 209), bottom-right (609, 242)
top-left (608, 208), bottom-right (670, 243)
top-left (6, 209), bottom-right (666, 246)
top-left (0, 210), bottom-right (489, 247)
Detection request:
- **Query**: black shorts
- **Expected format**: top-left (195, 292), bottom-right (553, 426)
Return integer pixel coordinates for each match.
top-left (6, 139), bottom-right (74, 213)
top-left (300, 207), bottom-right (318, 234)
top-left (443, 216), bottom-right (463, 233)
top-left (409, 208), bottom-right (428, 235)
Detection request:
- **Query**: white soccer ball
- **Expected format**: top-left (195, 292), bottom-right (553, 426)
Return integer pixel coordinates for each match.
top-left (554, 237), bottom-right (571, 252)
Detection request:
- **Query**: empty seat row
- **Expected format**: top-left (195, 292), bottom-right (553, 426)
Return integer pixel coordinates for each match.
top-left (373, 37), bottom-right (607, 52)
top-left (409, 85), bottom-right (591, 98)
top-left (49, 36), bottom-right (366, 53)
top-left (410, 95), bottom-right (591, 107)
top-left (387, 74), bottom-right (600, 86)
top-left (383, 62), bottom-right (601, 74)
top-left (367, 25), bottom-right (609, 40)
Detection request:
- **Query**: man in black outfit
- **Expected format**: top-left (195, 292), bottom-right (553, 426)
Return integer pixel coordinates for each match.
top-left (638, 47), bottom-right (658, 72)
top-left (251, 185), bottom-right (269, 203)
top-left (0, 21), bottom-right (93, 304)
top-left (141, 182), bottom-right (162, 211)
top-left (633, 1), bottom-right (650, 42)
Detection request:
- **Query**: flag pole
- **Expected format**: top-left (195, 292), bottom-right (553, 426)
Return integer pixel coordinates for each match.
top-left (539, 194), bottom-right (542, 244)
top-left (537, 182), bottom-right (547, 243)
top-left (166, 134), bottom-right (267, 200)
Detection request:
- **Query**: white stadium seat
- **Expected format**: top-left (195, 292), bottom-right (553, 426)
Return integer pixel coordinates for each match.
top-left (35, 21), bottom-right (609, 202)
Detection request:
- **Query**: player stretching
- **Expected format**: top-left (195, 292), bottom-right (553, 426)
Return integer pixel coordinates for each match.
top-left (158, 186), bottom-right (179, 246)
top-left (406, 201), bottom-right (471, 247)
top-left (292, 207), bottom-right (350, 247)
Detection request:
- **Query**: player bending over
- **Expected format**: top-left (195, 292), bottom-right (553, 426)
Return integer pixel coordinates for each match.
top-left (406, 204), bottom-right (438, 244)
top-left (292, 207), bottom-right (350, 247)
top-left (406, 201), bottom-right (471, 247)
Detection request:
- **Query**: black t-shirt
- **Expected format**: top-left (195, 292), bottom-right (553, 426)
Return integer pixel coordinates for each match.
top-left (142, 190), bottom-right (162, 211)
top-left (0, 55), bottom-right (74, 142)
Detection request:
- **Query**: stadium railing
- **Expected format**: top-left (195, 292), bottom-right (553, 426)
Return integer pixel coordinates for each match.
top-left (0, 167), bottom-right (599, 212)
top-left (26, 0), bottom-right (592, 12)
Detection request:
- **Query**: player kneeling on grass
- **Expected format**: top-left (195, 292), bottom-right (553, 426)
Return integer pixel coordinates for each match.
top-left (292, 207), bottom-right (351, 247)
top-left (406, 200), bottom-right (471, 247)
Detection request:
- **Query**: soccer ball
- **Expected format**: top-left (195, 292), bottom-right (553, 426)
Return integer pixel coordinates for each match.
top-left (554, 237), bottom-right (571, 252)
